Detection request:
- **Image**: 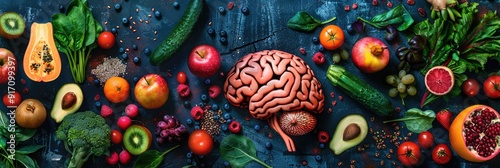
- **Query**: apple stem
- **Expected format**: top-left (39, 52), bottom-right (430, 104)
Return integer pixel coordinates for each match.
top-left (195, 51), bottom-right (205, 59)
top-left (143, 76), bottom-right (150, 85)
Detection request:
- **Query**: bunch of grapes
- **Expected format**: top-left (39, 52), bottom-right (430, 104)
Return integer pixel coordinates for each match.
top-left (386, 70), bottom-right (417, 99)
top-left (156, 115), bottom-right (187, 144)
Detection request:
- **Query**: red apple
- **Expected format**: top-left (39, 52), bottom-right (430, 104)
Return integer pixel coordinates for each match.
top-left (0, 48), bottom-right (16, 84)
top-left (134, 74), bottom-right (169, 109)
top-left (188, 44), bottom-right (221, 78)
top-left (351, 37), bottom-right (390, 73)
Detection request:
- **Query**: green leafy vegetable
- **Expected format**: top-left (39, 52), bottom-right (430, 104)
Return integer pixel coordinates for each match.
top-left (383, 108), bottom-right (435, 133)
top-left (133, 145), bottom-right (179, 168)
top-left (220, 134), bottom-right (272, 168)
top-left (287, 11), bottom-right (336, 32)
top-left (16, 145), bottom-right (46, 155)
top-left (14, 154), bottom-right (36, 168)
top-left (358, 4), bottom-right (414, 31)
top-left (51, 0), bottom-right (102, 83)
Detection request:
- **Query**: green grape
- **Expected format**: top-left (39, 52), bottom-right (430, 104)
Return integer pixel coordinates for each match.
top-left (385, 75), bottom-right (397, 85)
top-left (399, 92), bottom-right (408, 99)
top-left (407, 85), bottom-right (417, 96)
top-left (388, 88), bottom-right (398, 97)
top-left (398, 70), bottom-right (406, 78)
top-left (332, 53), bottom-right (341, 63)
top-left (401, 74), bottom-right (415, 85)
top-left (340, 49), bottom-right (349, 60)
top-left (397, 83), bottom-right (407, 93)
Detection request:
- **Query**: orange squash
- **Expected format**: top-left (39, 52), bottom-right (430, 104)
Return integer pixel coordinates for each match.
top-left (23, 22), bottom-right (61, 82)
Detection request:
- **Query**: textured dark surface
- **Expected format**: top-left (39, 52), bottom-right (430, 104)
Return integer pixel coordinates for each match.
top-left (1, 0), bottom-right (500, 167)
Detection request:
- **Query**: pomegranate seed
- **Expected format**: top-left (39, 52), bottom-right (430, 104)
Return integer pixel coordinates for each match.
top-left (352, 3), bottom-right (358, 9)
top-left (407, 0), bottom-right (415, 5)
top-left (372, 0), bottom-right (378, 6)
top-left (344, 5), bottom-right (350, 11)
top-left (418, 8), bottom-right (426, 17)
top-left (228, 2), bottom-right (234, 10)
top-left (387, 2), bottom-right (393, 8)
top-left (299, 48), bottom-right (306, 55)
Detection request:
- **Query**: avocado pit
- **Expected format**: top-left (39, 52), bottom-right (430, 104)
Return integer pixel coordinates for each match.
top-left (61, 92), bottom-right (77, 109)
top-left (343, 123), bottom-right (361, 141)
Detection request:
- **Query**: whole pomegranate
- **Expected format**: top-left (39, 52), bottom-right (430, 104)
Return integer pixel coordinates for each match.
top-left (449, 105), bottom-right (500, 162)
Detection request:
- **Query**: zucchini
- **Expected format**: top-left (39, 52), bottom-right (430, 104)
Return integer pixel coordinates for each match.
top-left (149, 0), bottom-right (203, 65)
top-left (326, 65), bottom-right (394, 117)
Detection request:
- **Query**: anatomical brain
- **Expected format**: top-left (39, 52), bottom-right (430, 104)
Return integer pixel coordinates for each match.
top-left (223, 50), bottom-right (325, 152)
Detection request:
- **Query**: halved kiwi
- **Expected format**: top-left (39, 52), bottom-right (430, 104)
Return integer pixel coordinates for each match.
top-left (0, 12), bottom-right (25, 39)
top-left (123, 125), bottom-right (152, 155)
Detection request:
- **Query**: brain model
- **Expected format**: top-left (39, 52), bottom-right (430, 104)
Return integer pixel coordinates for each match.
top-left (223, 50), bottom-right (325, 152)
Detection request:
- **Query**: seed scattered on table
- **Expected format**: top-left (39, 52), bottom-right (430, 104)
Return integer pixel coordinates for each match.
top-left (91, 57), bottom-right (127, 84)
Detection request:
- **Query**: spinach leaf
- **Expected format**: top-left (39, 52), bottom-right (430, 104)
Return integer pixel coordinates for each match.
top-left (358, 4), bottom-right (414, 31)
top-left (14, 154), bottom-right (37, 168)
top-left (16, 145), bottom-right (45, 155)
top-left (133, 145), bottom-right (179, 168)
top-left (0, 109), bottom-right (8, 130)
top-left (15, 128), bottom-right (36, 142)
top-left (287, 11), bottom-right (336, 32)
top-left (383, 108), bottom-right (435, 133)
top-left (219, 134), bottom-right (272, 168)
top-left (66, 4), bottom-right (85, 51)
top-left (51, 13), bottom-right (74, 53)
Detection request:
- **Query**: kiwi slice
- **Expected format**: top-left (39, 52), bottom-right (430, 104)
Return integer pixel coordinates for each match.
top-left (123, 125), bottom-right (152, 155)
top-left (0, 12), bottom-right (25, 39)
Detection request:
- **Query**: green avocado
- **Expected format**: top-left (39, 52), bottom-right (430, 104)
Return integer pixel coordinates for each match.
top-left (329, 114), bottom-right (368, 155)
top-left (51, 83), bottom-right (83, 123)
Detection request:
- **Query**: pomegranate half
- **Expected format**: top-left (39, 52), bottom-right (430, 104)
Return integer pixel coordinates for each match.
top-left (449, 105), bottom-right (500, 162)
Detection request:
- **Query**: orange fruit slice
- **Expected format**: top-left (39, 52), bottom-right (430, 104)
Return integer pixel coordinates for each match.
top-left (424, 66), bottom-right (454, 95)
top-left (104, 76), bottom-right (130, 103)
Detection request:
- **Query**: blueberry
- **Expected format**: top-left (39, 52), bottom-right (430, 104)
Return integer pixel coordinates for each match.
top-left (220, 30), bottom-right (227, 37)
top-left (133, 77), bottom-right (139, 82)
top-left (346, 24), bottom-right (354, 34)
top-left (198, 155), bottom-right (204, 159)
top-left (221, 124), bottom-right (228, 131)
top-left (315, 155), bottom-right (322, 161)
top-left (223, 103), bottom-right (231, 110)
top-left (318, 143), bottom-right (325, 149)
top-left (218, 6), bottom-right (226, 14)
top-left (194, 125), bottom-right (200, 130)
top-left (186, 118), bottom-right (193, 125)
top-left (204, 79), bottom-right (211, 84)
top-left (223, 161), bottom-right (230, 167)
top-left (186, 152), bottom-right (193, 158)
top-left (226, 119), bottom-right (232, 123)
top-left (154, 11), bottom-right (162, 19)
top-left (241, 7), bottom-right (249, 14)
top-left (111, 28), bottom-right (117, 34)
top-left (194, 121), bottom-right (200, 126)
top-left (93, 79), bottom-right (100, 85)
top-left (132, 44), bottom-right (138, 50)
top-left (254, 124), bottom-right (261, 131)
top-left (200, 94), bottom-right (208, 102)
top-left (191, 161), bottom-right (197, 166)
top-left (223, 113), bottom-right (231, 119)
top-left (114, 4), bottom-right (121, 11)
top-left (173, 2), bottom-right (180, 9)
top-left (211, 104), bottom-right (219, 111)
top-left (144, 47), bottom-right (151, 56)
top-left (265, 142), bottom-right (272, 149)
top-left (220, 37), bottom-right (227, 44)
top-left (183, 101), bottom-right (191, 108)
top-left (133, 57), bottom-right (140, 63)
top-left (213, 115), bottom-right (220, 120)
top-left (318, 45), bottom-right (324, 52)
top-left (198, 102), bottom-right (205, 107)
top-left (119, 47), bottom-right (125, 53)
top-left (95, 101), bottom-right (102, 108)
top-left (121, 53), bottom-right (128, 59)
top-left (186, 159), bottom-right (192, 164)
top-left (122, 17), bottom-right (129, 25)
top-left (207, 27), bottom-right (215, 36)
top-left (59, 5), bottom-right (65, 13)
top-left (312, 36), bottom-right (319, 43)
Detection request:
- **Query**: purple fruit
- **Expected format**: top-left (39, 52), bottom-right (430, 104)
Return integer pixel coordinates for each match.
top-left (163, 115), bottom-right (171, 121)
top-left (157, 121), bottom-right (168, 130)
top-left (156, 137), bottom-right (165, 144)
top-left (166, 118), bottom-right (176, 128)
top-left (160, 130), bottom-right (169, 138)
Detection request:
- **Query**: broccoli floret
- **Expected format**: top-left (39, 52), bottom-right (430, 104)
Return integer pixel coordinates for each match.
top-left (55, 111), bottom-right (110, 168)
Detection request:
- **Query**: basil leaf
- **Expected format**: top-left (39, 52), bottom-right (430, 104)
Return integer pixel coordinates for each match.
top-left (15, 128), bottom-right (37, 142)
top-left (16, 145), bottom-right (45, 155)
top-left (133, 145), bottom-right (179, 168)
top-left (220, 134), bottom-right (272, 168)
top-left (383, 108), bottom-right (435, 133)
top-left (287, 11), bottom-right (336, 32)
top-left (358, 4), bottom-right (414, 31)
top-left (14, 154), bottom-right (36, 168)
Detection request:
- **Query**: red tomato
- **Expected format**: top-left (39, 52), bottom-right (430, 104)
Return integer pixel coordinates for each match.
top-left (397, 141), bottom-right (421, 167)
top-left (483, 75), bottom-right (500, 99)
top-left (417, 131), bottom-right (434, 149)
top-left (2, 91), bottom-right (21, 107)
top-left (98, 31), bottom-right (116, 49)
top-left (461, 78), bottom-right (480, 97)
top-left (319, 25), bottom-right (345, 50)
top-left (177, 71), bottom-right (187, 84)
top-left (432, 143), bottom-right (452, 165)
top-left (188, 130), bottom-right (213, 155)
top-left (110, 130), bottom-right (123, 144)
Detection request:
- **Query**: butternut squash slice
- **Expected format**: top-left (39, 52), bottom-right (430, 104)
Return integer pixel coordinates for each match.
top-left (23, 22), bottom-right (61, 82)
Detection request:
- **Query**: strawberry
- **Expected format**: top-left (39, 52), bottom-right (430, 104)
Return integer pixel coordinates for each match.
top-left (436, 109), bottom-right (452, 130)
top-left (100, 104), bottom-right (113, 118)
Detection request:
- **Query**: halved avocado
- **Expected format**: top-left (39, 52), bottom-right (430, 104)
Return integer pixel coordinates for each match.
top-left (51, 83), bottom-right (83, 123)
top-left (329, 114), bottom-right (368, 155)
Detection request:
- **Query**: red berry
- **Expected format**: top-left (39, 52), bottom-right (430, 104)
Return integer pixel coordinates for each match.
top-left (190, 106), bottom-right (204, 120)
top-left (436, 109), bottom-right (452, 130)
top-left (106, 151), bottom-right (119, 165)
top-left (125, 104), bottom-right (139, 118)
top-left (177, 71), bottom-right (187, 84)
top-left (352, 3), bottom-right (358, 9)
top-left (177, 84), bottom-right (191, 98)
top-left (110, 130), bottom-right (123, 145)
top-left (117, 116), bottom-right (132, 130)
top-left (317, 130), bottom-right (330, 143)
top-left (208, 85), bottom-right (221, 98)
top-left (344, 5), bottom-right (350, 11)
top-left (312, 52), bottom-right (325, 65)
top-left (407, 0), bottom-right (415, 5)
top-left (299, 48), bottom-right (306, 55)
top-left (229, 120), bottom-right (242, 133)
top-left (100, 104), bottom-right (113, 118)
top-left (119, 150), bottom-right (131, 165)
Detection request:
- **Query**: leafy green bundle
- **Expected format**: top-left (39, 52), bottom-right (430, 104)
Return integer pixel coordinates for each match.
top-left (414, 2), bottom-right (500, 107)
top-left (51, 0), bottom-right (102, 83)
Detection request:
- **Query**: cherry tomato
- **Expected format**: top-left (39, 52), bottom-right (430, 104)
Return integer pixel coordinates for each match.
top-left (397, 141), bottom-right (421, 167)
top-left (483, 75), bottom-right (500, 99)
top-left (2, 91), bottom-right (22, 107)
top-left (177, 71), bottom-right (187, 84)
top-left (432, 143), bottom-right (452, 165)
top-left (110, 130), bottom-right (123, 144)
top-left (319, 25), bottom-right (345, 50)
top-left (188, 130), bottom-right (213, 155)
top-left (462, 78), bottom-right (480, 97)
top-left (97, 31), bottom-right (116, 49)
top-left (417, 131), bottom-right (434, 149)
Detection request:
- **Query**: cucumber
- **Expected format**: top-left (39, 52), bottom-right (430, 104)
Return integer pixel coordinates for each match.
top-left (149, 0), bottom-right (203, 65)
top-left (326, 65), bottom-right (394, 117)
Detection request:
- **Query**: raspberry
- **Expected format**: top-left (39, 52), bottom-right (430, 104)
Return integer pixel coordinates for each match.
top-left (228, 120), bottom-right (241, 133)
top-left (177, 84), bottom-right (191, 98)
top-left (190, 106), bottom-right (204, 120)
top-left (101, 104), bottom-right (113, 118)
top-left (208, 85), bottom-right (221, 98)
top-left (317, 130), bottom-right (330, 143)
top-left (312, 52), bottom-right (325, 65)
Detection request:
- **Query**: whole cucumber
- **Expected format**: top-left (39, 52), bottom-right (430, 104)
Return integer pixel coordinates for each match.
top-left (149, 0), bottom-right (203, 65)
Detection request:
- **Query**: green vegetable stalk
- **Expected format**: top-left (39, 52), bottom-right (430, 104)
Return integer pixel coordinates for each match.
top-left (383, 108), bottom-right (435, 133)
top-left (51, 0), bottom-right (102, 83)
